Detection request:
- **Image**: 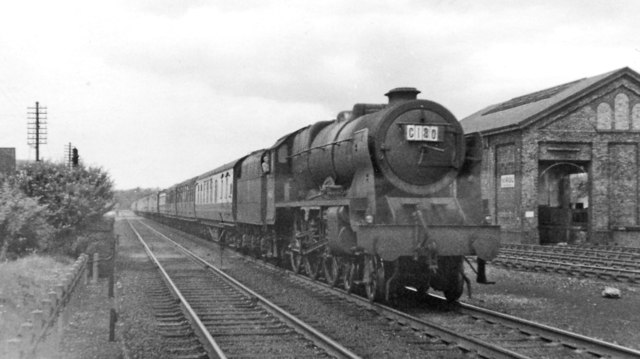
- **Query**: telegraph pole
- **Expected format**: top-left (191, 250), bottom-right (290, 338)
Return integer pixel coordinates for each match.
top-left (27, 102), bottom-right (48, 162)
top-left (66, 142), bottom-right (73, 167)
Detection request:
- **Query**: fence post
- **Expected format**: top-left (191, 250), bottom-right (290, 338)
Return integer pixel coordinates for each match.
top-left (83, 255), bottom-right (89, 285)
top-left (108, 234), bottom-right (118, 341)
top-left (5, 254), bottom-right (90, 358)
top-left (92, 252), bottom-right (99, 283)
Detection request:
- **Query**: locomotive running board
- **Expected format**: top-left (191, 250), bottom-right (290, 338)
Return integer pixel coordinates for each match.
top-left (354, 224), bottom-right (501, 262)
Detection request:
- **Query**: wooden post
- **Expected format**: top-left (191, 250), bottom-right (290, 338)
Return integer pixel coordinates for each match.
top-left (56, 284), bottom-right (64, 303)
top-left (108, 235), bottom-right (117, 342)
top-left (92, 252), bottom-right (99, 283)
top-left (83, 257), bottom-right (89, 285)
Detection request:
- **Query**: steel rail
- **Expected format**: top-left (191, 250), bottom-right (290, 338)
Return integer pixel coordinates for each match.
top-left (242, 245), bottom-right (640, 359)
top-left (503, 243), bottom-right (640, 259)
top-left (437, 294), bottom-right (640, 359)
top-left (290, 266), bottom-right (640, 359)
top-left (139, 217), bottom-right (640, 358)
top-left (496, 254), bottom-right (640, 277)
top-left (127, 220), bottom-right (227, 359)
top-left (283, 272), bottom-right (532, 359)
top-left (140, 219), bottom-right (523, 358)
top-left (138, 219), bottom-right (362, 359)
top-left (501, 247), bottom-right (640, 266)
top-left (501, 247), bottom-right (639, 265)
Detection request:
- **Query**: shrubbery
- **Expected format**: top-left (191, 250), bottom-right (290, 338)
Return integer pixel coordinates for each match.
top-left (0, 161), bottom-right (114, 259)
top-left (0, 182), bottom-right (54, 259)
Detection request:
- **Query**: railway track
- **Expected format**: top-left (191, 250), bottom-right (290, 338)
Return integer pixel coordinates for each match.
top-left (136, 217), bottom-right (640, 358)
top-left (127, 219), bottom-right (359, 359)
top-left (493, 244), bottom-right (640, 283)
top-left (286, 269), bottom-right (640, 359)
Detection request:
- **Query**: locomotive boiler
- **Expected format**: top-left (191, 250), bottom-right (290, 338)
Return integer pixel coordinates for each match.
top-left (271, 87), bottom-right (499, 302)
top-left (133, 87), bottom-right (500, 303)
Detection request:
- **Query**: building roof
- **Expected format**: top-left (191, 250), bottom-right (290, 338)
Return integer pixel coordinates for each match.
top-left (460, 67), bottom-right (640, 135)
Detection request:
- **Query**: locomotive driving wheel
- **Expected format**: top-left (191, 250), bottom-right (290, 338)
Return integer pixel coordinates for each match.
top-left (363, 254), bottom-right (385, 302)
top-left (303, 254), bottom-right (321, 280)
top-left (290, 251), bottom-right (303, 273)
top-left (322, 254), bottom-right (341, 287)
top-left (342, 260), bottom-right (357, 294)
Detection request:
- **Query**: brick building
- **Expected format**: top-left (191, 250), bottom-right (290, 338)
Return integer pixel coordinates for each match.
top-left (461, 67), bottom-right (640, 247)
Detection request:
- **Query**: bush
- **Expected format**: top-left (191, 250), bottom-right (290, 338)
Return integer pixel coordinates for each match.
top-left (0, 182), bottom-right (54, 260)
top-left (14, 162), bottom-right (114, 231)
top-left (1, 162), bottom-right (114, 259)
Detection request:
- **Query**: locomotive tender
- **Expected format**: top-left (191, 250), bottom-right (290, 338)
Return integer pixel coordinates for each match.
top-left (133, 87), bottom-right (500, 302)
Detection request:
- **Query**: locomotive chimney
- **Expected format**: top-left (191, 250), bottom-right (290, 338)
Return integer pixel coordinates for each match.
top-left (385, 87), bottom-right (420, 104)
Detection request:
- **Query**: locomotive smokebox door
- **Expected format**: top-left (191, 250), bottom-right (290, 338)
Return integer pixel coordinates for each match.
top-left (373, 100), bottom-right (465, 196)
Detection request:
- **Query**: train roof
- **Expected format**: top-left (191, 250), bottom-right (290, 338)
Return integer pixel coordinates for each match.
top-left (195, 157), bottom-right (244, 180)
top-left (172, 176), bottom-right (199, 189)
top-left (271, 126), bottom-right (307, 149)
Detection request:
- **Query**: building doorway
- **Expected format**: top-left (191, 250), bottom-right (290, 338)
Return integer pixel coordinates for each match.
top-left (538, 161), bottom-right (589, 244)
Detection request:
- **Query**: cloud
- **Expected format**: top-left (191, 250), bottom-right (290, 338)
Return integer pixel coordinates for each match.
top-left (3, 0), bottom-right (640, 189)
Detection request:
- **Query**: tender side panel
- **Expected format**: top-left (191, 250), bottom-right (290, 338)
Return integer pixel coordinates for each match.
top-left (236, 151), bottom-right (267, 225)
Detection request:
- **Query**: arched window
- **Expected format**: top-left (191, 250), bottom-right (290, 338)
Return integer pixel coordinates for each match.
top-left (614, 93), bottom-right (630, 130)
top-left (597, 102), bottom-right (612, 130)
top-left (632, 104), bottom-right (640, 130)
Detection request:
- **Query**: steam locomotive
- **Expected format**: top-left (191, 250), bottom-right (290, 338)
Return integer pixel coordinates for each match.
top-left (133, 87), bottom-right (500, 302)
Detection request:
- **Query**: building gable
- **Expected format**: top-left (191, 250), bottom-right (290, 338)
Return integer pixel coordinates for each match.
top-left (461, 67), bottom-right (640, 135)
top-left (538, 78), bottom-right (640, 133)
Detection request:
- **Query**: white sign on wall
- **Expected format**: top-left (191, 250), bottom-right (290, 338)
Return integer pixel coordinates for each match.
top-left (500, 174), bottom-right (515, 188)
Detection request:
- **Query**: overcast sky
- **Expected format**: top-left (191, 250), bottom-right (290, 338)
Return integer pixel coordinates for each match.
top-left (1, 0), bottom-right (639, 189)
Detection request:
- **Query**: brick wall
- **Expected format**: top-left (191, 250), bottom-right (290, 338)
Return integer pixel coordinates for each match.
top-left (480, 77), bottom-right (640, 246)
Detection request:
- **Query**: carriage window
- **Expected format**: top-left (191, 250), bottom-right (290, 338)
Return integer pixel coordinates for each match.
top-left (220, 174), bottom-right (225, 203)
top-left (224, 174), bottom-right (229, 202)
